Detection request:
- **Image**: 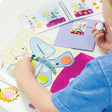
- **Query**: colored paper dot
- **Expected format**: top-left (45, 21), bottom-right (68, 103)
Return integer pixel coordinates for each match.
top-left (75, 31), bottom-right (77, 33)
top-left (88, 10), bottom-right (92, 13)
top-left (60, 56), bottom-right (72, 65)
top-left (37, 74), bottom-right (48, 84)
top-left (72, 29), bottom-right (74, 31)
top-left (75, 24), bottom-right (78, 27)
top-left (44, 13), bottom-right (49, 17)
top-left (27, 18), bottom-right (31, 21)
top-left (32, 17), bottom-right (36, 19)
top-left (48, 18), bottom-right (52, 21)
top-left (95, 6), bottom-right (100, 9)
top-left (72, 4), bottom-right (76, 7)
top-left (92, 2), bottom-right (97, 6)
top-left (81, 0), bottom-right (85, 2)
top-left (83, 24), bottom-right (87, 26)
top-left (30, 23), bottom-right (33, 25)
top-left (74, 11), bottom-right (77, 13)
top-left (99, 0), bottom-right (102, 3)
top-left (26, 16), bottom-right (28, 18)
top-left (30, 25), bottom-right (35, 29)
top-left (33, 20), bottom-right (38, 24)
top-left (29, 21), bottom-right (31, 23)
top-left (84, 11), bottom-right (87, 14)
top-left (78, 11), bottom-right (82, 15)
top-left (36, 23), bottom-right (43, 28)
top-left (31, 61), bottom-right (35, 66)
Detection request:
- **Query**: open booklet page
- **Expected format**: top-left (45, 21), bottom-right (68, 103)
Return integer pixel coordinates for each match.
top-left (62, 0), bottom-right (102, 20)
top-left (19, 1), bottom-right (69, 33)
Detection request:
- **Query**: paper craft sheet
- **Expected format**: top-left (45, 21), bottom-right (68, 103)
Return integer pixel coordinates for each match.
top-left (0, 29), bottom-right (80, 90)
top-left (19, 0), bottom-right (102, 33)
top-left (54, 19), bottom-right (104, 51)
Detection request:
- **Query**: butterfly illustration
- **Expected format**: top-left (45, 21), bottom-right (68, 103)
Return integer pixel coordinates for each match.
top-left (7, 37), bottom-right (74, 87)
top-left (43, 8), bottom-right (61, 22)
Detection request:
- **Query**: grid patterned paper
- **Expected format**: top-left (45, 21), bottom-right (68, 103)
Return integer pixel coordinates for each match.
top-left (0, 28), bottom-right (80, 90)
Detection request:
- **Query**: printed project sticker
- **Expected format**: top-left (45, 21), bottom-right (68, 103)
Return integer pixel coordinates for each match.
top-left (71, 21), bottom-right (87, 35)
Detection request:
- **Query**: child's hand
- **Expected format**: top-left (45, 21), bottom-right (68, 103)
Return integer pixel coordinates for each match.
top-left (13, 55), bottom-right (35, 80)
top-left (91, 22), bottom-right (112, 53)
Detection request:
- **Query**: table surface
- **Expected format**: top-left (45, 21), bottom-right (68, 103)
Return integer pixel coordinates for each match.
top-left (0, 0), bottom-right (105, 112)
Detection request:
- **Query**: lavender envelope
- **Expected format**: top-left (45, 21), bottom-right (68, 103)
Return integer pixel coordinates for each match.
top-left (54, 19), bottom-right (103, 51)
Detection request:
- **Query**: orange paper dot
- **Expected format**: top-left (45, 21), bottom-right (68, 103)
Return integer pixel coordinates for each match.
top-left (81, 0), bottom-right (85, 2)
top-left (75, 31), bottom-right (77, 33)
top-left (74, 11), bottom-right (77, 13)
top-left (99, 0), bottom-right (102, 3)
top-left (72, 29), bottom-right (74, 31)
top-left (30, 25), bottom-right (35, 29)
top-left (95, 6), bottom-right (100, 9)
top-left (92, 2), bottom-right (97, 6)
top-left (78, 11), bottom-right (82, 15)
top-left (61, 56), bottom-right (72, 65)
top-left (84, 11), bottom-right (87, 14)
top-left (83, 24), bottom-right (87, 26)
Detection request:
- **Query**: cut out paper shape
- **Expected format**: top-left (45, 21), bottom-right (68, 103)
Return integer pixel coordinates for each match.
top-left (72, 0), bottom-right (94, 17)
top-left (43, 8), bottom-right (66, 28)
top-left (30, 37), bottom-right (55, 60)
top-left (7, 37), bottom-right (56, 80)
top-left (51, 53), bottom-right (94, 93)
top-left (0, 87), bottom-right (19, 102)
top-left (35, 51), bottom-right (74, 87)
top-left (71, 21), bottom-right (87, 35)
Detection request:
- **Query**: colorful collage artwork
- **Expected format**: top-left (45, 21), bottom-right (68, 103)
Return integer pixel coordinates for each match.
top-left (43, 8), bottom-right (66, 28)
top-left (0, 29), bottom-right (79, 90)
top-left (65, 0), bottom-right (102, 18)
top-left (71, 21), bottom-right (87, 35)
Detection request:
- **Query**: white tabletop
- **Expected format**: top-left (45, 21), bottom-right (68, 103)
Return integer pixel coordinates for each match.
top-left (0, 0), bottom-right (105, 112)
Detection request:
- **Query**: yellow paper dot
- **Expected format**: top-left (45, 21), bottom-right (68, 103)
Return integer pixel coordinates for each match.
top-left (44, 13), bottom-right (48, 16)
top-left (31, 61), bottom-right (35, 66)
top-left (37, 74), bottom-right (48, 84)
top-left (36, 23), bottom-right (43, 28)
top-left (72, 4), bottom-right (76, 7)
top-left (18, 36), bottom-right (21, 38)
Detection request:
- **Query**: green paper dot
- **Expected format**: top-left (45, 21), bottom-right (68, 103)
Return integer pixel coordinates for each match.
top-left (0, 88), bottom-right (1, 92)
top-left (32, 17), bottom-right (36, 19)
top-left (33, 20), bottom-right (38, 24)
top-left (37, 74), bottom-right (48, 84)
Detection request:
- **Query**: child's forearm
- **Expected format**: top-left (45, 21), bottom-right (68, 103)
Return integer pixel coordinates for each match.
top-left (16, 74), bottom-right (59, 112)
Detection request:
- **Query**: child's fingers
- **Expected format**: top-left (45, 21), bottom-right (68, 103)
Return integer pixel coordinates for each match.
top-left (94, 33), bottom-right (104, 42)
top-left (91, 22), bottom-right (98, 34)
top-left (24, 55), bottom-right (32, 62)
top-left (105, 21), bottom-right (112, 33)
top-left (91, 26), bottom-right (97, 34)
top-left (93, 30), bottom-right (103, 38)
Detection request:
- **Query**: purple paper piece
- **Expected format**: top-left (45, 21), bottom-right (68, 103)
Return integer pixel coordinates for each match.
top-left (54, 19), bottom-right (104, 51)
top-left (46, 17), bottom-right (66, 28)
top-left (51, 53), bottom-right (94, 93)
